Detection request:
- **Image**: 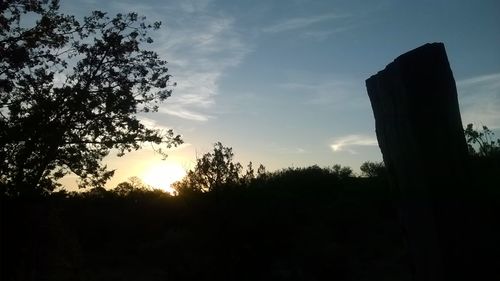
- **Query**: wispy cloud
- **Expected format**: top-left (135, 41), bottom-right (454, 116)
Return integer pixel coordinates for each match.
top-left (267, 143), bottom-right (307, 155)
top-left (132, 116), bottom-right (193, 151)
top-left (457, 73), bottom-right (500, 129)
top-left (160, 14), bottom-right (251, 121)
top-left (279, 78), bottom-right (368, 108)
top-left (161, 108), bottom-right (211, 122)
top-left (330, 134), bottom-right (378, 154)
top-left (177, 0), bottom-right (212, 14)
top-left (263, 13), bottom-right (349, 33)
top-left (458, 73), bottom-right (500, 86)
top-left (108, 1), bottom-right (251, 122)
top-left (301, 25), bottom-right (354, 41)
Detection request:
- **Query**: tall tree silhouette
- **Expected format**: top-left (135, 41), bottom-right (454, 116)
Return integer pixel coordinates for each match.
top-left (0, 0), bottom-right (181, 196)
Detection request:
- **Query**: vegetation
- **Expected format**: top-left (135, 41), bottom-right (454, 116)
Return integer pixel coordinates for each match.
top-left (464, 123), bottom-right (500, 195)
top-left (0, 0), bottom-right (181, 197)
top-left (464, 123), bottom-right (500, 157)
top-left (3, 162), bottom-right (409, 281)
top-left (359, 161), bottom-right (386, 178)
top-left (1, 1), bottom-right (499, 281)
top-left (172, 142), bottom-right (246, 194)
top-left (3, 133), bottom-right (499, 280)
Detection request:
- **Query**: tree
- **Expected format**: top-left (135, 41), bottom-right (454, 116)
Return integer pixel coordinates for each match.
top-left (113, 176), bottom-right (149, 197)
top-left (464, 123), bottom-right (500, 157)
top-left (359, 161), bottom-right (386, 178)
top-left (330, 164), bottom-right (353, 179)
top-left (257, 164), bottom-right (267, 178)
top-left (241, 161), bottom-right (255, 185)
top-left (0, 1), bottom-right (181, 196)
top-left (173, 142), bottom-right (243, 194)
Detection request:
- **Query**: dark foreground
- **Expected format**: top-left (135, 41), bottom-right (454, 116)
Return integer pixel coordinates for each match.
top-left (2, 165), bottom-right (499, 281)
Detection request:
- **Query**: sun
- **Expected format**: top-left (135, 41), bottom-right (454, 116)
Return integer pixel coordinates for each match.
top-left (141, 161), bottom-right (187, 194)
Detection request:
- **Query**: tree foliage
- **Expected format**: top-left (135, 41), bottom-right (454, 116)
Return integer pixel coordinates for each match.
top-left (360, 161), bottom-right (386, 178)
top-left (330, 164), bottom-right (353, 179)
top-left (172, 142), bottom-right (267, 195)
top-left (0, 0), bottom-right (181, 196)
top-left (173, 142), bottom-right (244, 194)
top-left (464, 123), bottom-right (500, 157)
top-left (3, 163), bottom-right (414, 281)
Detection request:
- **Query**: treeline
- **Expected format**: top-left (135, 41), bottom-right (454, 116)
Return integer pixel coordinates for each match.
top-left (0, 142), bottom-right (398, 281)
top-left (3, 166), bottom-right (498, 280)
top-left (3, 163), bottom-right (405, 281)
top-left (1, 125), bottom-right (499, 281)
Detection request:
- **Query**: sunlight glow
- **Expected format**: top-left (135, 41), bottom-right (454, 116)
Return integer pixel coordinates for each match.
top-left (141, 162), bottom-right (187, 194)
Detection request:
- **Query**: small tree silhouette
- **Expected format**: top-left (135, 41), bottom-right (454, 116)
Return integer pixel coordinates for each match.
top-left (464, 123), bottom-right (500, 157)
top-left (359, 161), bottom-right (386, 178)
top-left (173, 142), bottom-right (242, 194)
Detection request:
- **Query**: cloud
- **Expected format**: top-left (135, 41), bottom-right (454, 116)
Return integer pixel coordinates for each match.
top-left (458, 73), bottom-right (500, 86)
top-left (158, 14), bottom-right (251, 121)
top-left (160, 108), bottom-right (211, 122)
top-left (300, 25), bottom-right (354, 41)
top-left (263, 13), bottom-right (349, 33)
top-left (166, 142), bottom-right (193, 152)
top-left (158, 71), bottom-right (219, 121)
top-left (279, 78), bottom-right (368, 108)
top-left (330, 134), bottom-right (378, 154)
top-left (279, 147), bottom-right (307, 154)
top-left (107, 1), bottom-right (251, 122)
top-left (267, 143), bottom-right (307, 155)
top-left (177, 0), bottom-right (212, 13)
top-left (457, 73), bottom-right (500, 129)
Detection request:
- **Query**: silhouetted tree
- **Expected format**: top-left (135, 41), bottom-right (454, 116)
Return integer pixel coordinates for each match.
top-left (114, 176), bottom-right (149, 196)
top-left (330, 164), bottom-right (353, 179)
top-left (173, 142), bottom-right (242, 194)
top-left (257, 164), bottom-right (267, 178)
top-left (0, 0), bottom-right (181, 196)
top-left (464, 123), bottom-right (500, 157)
top-left (242, 161), bottom-right (255, 185)
top-left (359, 161), bottom-right (386, 178)
top-left (111, 176), bottom-right (171, 202)
top-left (83, 186), bottom-right (110, 199)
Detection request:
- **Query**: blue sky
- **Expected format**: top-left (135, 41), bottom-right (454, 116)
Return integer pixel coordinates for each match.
top-left (60, 0), bottom-right (500, 189)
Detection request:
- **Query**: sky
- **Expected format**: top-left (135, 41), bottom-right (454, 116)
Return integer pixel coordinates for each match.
top-left (59, 0), bottom-right (500, 190)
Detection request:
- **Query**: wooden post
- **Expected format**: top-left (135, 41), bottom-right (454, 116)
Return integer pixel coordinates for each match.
top-left (366, 43), bottom-right (475, 281)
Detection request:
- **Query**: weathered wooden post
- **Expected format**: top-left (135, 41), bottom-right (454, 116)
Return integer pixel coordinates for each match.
top-left (366, 43), bottom-right (475, 281)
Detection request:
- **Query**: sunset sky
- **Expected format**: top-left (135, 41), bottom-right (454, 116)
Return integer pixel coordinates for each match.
top-left (59, 0), bottom-right (500, 190)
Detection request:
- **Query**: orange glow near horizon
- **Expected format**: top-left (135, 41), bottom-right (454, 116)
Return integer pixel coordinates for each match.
top-left (141, 161), bottom-right (187, 194)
